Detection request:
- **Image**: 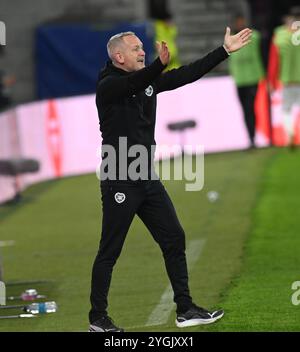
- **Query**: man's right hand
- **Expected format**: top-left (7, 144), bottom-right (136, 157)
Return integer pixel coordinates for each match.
top-left (156, 41), bottom-right (171, 66)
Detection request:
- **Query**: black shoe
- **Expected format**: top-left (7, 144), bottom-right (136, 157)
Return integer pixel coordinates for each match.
top-left (176, 304), bottom-right (224, 328)
top-left (89, 316), bottom-right (124, 332)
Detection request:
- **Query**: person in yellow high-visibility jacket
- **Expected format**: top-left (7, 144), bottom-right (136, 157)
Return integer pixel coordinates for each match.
top-left (228, 14), bottom-right (265, 148)
top-left (154, 18), bottom-right (181, 71)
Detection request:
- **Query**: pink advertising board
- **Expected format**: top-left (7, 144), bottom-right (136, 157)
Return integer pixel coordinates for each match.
top-left (1, 76), bottom-right (291, 204)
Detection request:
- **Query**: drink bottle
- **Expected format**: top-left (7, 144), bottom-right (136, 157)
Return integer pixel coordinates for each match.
top-left (23, 301), bottom-right (57, 314)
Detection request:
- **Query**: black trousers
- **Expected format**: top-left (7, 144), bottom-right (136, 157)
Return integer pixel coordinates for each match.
top-left (89, 180), bottom-right (193, 323)
top-left (237, 84), bottom-right (258, 146)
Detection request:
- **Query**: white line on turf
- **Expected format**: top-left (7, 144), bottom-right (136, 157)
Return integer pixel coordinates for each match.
top-left (145, 238), bottom-right (206, 327)
top-left (0, 240), bottom-right (15, 248)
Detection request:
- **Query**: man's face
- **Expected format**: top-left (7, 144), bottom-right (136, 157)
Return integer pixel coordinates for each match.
top-left (118, 35), bottom-right (146, 72)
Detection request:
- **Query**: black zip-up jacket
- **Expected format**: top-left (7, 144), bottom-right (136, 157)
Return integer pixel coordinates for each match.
top-left (96, 46), bottom-right (229, 178)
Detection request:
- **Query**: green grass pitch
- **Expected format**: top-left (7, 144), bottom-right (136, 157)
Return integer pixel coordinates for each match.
top-left (0, 147), bottom-right (299, 331)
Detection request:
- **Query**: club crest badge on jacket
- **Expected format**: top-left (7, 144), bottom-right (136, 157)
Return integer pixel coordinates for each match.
top-left (145, 85), bottom-right (153, 97)
top-left (114, 192), bottom-right (126, 203)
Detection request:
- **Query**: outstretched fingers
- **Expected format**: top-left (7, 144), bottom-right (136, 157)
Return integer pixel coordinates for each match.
top-left (238, 28), bottom-right (252, 41)
top-left (157, 40), bottom-right (170, 65)
top-left (161, 41), bottom-right (168, 54)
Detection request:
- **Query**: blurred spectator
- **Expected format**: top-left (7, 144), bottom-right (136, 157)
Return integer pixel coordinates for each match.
top-left (148, 0), bottom-right (170, 20)
top-left (0, 48), bottom-right (15, 111)
top-left (153, 16), bottom-right (181, 70)
top-left (268, 6), bottom-right (300, 148)
top-left (228, 14), bottom-right (265, 148)
top-left (148, 0), bottom-right (181, 70)
top-left (0, 71), bottom-right (15, 111)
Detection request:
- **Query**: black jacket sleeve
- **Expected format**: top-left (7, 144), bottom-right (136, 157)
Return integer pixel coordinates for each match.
top-left (155, 46), bottom-right (229, 93)
top-left (98, 58), bottom-right (166, 103)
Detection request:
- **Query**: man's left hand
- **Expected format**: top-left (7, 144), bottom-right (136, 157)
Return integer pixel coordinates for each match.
top-left (223, 27), bottom-right (252, 53)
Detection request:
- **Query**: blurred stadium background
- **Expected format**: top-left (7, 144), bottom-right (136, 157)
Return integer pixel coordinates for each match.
top-left (0, 0), bottom-right (300, 332)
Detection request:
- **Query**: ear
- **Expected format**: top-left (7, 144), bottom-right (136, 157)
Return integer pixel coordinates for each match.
top-left (114, 52), bottom-right (125, 64)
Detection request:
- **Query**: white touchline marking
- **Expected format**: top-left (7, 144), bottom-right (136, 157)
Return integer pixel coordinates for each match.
top-left (0, 281), bottom-right (6, 306)
top-left (145, 238), bottom-right (206, 327)
top-left (0, 240), bottom-right (16, 248)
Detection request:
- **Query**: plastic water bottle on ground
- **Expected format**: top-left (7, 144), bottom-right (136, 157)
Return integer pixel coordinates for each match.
top-left (23, 301), bottom-right (57, 314)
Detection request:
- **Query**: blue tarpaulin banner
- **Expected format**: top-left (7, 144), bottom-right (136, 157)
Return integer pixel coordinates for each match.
top-left (35, 22), bottom-right (154, 99)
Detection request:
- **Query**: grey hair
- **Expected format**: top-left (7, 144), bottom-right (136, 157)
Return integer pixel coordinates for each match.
top-left (107, 31), bottom-right (136, 60)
